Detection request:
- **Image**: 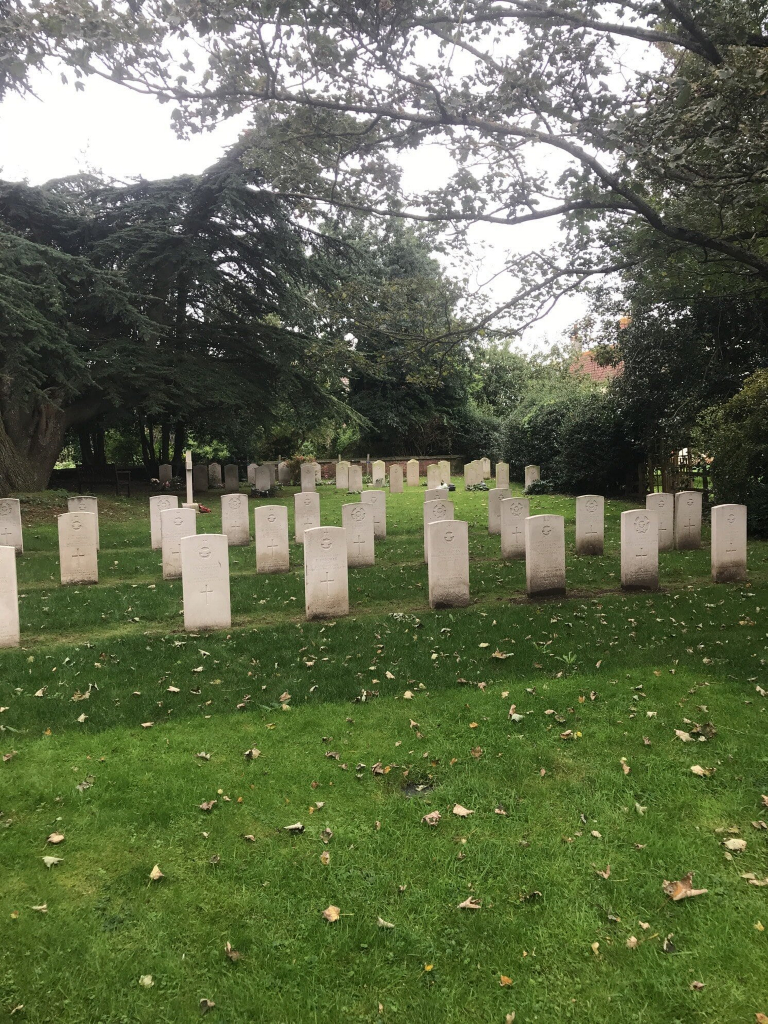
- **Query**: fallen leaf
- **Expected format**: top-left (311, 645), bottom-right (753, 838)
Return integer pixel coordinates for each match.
top-left (457, 896), bottom-right (481, 910)
top-left (403, 690), bottom-right (414, 700)
top-left (422, 811), bottom-right (441, 826)
top-left (140, 722), bottom-right (154, 729)
top-left (42, 856), bottom-right (63, 868)
top-left (320, 851), bottom-right (330, 866)
top-left (635, 802), bottom-right (647, 815)
top-left (591, 941), bottom-right (600, 956)
top-left (149, 864), bottom-right (164, 882)
top-left (620, 758), bottom-right (630, 775)
top-left (723, 838), bottom-right (747, 853)
top-left (139, 975), bottom-right (154, 988)
top-left (224, 941), bottom-right (241, 962)
top-left (639, 920), bottom-right (650, 930)
top-left (196, 751), bottom-right (211, 761)
top-left (505, 1016), bottom-right (516, 1024)
top-left (376, 916), bottom-right (395, 929)
top-left (690, 981), bottom-right (705, 991)
top-left (76, 713), bottom-right (88, 724)
top-left (590, 830), bottom-right (602, 839)
top-left (742, 873), bottom-right (768, 887)
top-left (755, 921), bottom-right (765, 932)
top-left (595, 864), bottom-right (611, 879)
top-left (675, 730), bottom-right (694, 742)
top-left (283, 822), bottom-right (304, 833)
top-left (499, 974), bottom-right (513, 987)
top-left (452, 804), bottom-right (474, 818)
top-left (199, 800), bottom-right (217, 812)
top-left (626, 936), bottom-right (638, 949)
top-left (690, 765), bottom-right (715, 777)
top-left (31, 903), bottom-right (47, 913)
top-left (322, 905), bottom-right (341, 923)
top-left (662, 872), bottom-right (707, 900)
top-left (199, 998), bottom-right (215, 1014)
top-left (47, 832), bottom-right (65, 845)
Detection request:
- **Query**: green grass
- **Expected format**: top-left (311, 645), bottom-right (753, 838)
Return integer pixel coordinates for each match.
top-left (2, 482), bottom-right (768, 1024)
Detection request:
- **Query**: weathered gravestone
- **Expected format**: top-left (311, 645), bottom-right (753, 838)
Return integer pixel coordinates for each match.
top-left (424, 487), bottom-right (448, 502)
top-left (294, 491), bottom-right (321, 543)
top-left (463, 463), bottom-right (475, 488)
top-left (221, 493), bottom-right (249, 546)
top-left (342, 502), bottom-right (375, 567)
top-left (254, 505), bottom-right (290, 573)
top-left (488, 487), bottom-right (511, 536)
top-left (575, 495), bottom-right (604, 556)
top-left (149, 494), bottom-right (179, 550)
top-left (300, 463), bottom-right (316, 492)
top-left (500, 496), bottom-right (529, 560)
top-left (304, 526), bottom-right (349, 620)
top-left (158, 464), bottom-right (172, 485)
top-left (406, 459), bottom-right (420, 487)
top-left (208, 463), bottom-right (223, 489)
top-left (361, 490), bottom-right (386, 540)
top-left (336, 462), bottom-right (350, 490)
top-left (438, 459), bottom-right (451, 482)
top-left (0, 545), bottom-right (20, 647)
top-left (371, 460), bottom-right (386, 486)
top-left (423, 498), bottom-right (454, 561)
top-left (427, 519), bottom-right (470, 609)
top-left (495, 462), bottom-right (510, 489)
top-left (160, 507), bottom-right (196, 580)
top-left (711, 503), bottom-right (747, 583)
top-left (58, 511), bottom-right (98, 585)
top-left (389, 464), bottom-right (403, 493)
top-left (0, 498), bottom-right (23, 554)
top-left (247, 463), bottom-right (258, 486)
top-left (347, 465), bottom-right (363, 493)
top-left (674, 490), bottom-right (702, 550)
top-left (68, 496), bottom-right (99, 549)
top-left (265, 463), bottom-right (277, 486)
top-left (646, 492), bottom-right (674, 552)
top-left (621, 509), bottom-right (659, 590)
top-left (278, 461), bottom-right (291, 485)
top-left (525, 514), bottom-right (565, 597)
top-left (427, 464), bottom-right (441, 489)
top-left (524, 465), bottom-right (541, 490)
top-left (312, 461), bottom-right (322, 483)
top-left (480, 457), bottom-right (491, 479)
top-left (193, 464), bottom-right (208, 493)
top-left (181, 534), bottom-right (231, 631)
top-left (224, 464), bottom-right (240, 492)
top-left (253, 466), bottom-right (271, 492)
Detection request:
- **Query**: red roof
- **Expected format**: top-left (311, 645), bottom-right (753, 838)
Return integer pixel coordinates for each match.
top-left (569, 350), bottom-right (623, 384)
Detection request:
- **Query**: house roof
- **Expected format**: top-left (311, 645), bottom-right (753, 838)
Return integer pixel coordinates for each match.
top-left (569, 350), bottom-right (623, 384)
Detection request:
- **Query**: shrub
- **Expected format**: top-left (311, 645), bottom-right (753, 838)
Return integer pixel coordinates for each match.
top-left (524, 479), bottom-right (554, 495)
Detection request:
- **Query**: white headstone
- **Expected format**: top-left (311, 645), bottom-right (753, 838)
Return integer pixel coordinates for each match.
top-left (488, 487), bottom-right (511, 535)
top-left (221, 493), bottom-right (249, 546)
top-left (361, 490), bottom-right (386, 540)
top-left (371, 460), bottom-right (386, 486)
top-left (336, 462), bottom-right (350, 490)
top-left (247, 463), bottom-right (258, 486)
top-left (496, 462), bottom-right (510, 489)
top-left (193, 464), bottom-right (208, 492)
top-left (265, 463), bottom-right (277, 486)
top-left (253, 466), bottom-right (271, 492)
top-left (160, 507), bottom-right (196, 580)
top-left (158, 464), bottom-right (172, 484)
top-left (347, 465), bottom-right (363, 493)
top-left (208, 463), bottom-right (223, 488)
top-left (406, 459), bottom-right (420, 487)
top-left (294, 491), bottom-right (321, 543)
top-left (304, 526), bottom-right (349, 620)
top-left (426, 464), bottom-right (441, 489)
top-left (646, 492), bottom-right (674, 552)
top-left (277, 461), bottom-right (291, 484)
top-left (58, 511), bottom-right (98, 585)
top-left (255, 505), bottom-right (290, 573)
top-left (224, 465), bottom-right (239, 492)
top-left (312, 461), bottom-right (322, 483)
top-left (427, 519), bottom-right (470, 608)
top-left (438, 459), bottom-right (451, 482)
top-left (149, 494), bottom-right (179, 550)
top-left (342, 502), bottom-right (375, 567)
top-left (500, 496), bottom-right (529, 559)
top-left (525, 514), bottom-right (565, 597)
top-left (711, 503), bottom-right (747, 583)
top-left (180, 534), bottom-right (231, 630)
top-left (575, 495), bottom-right (604, 556)
top-left (621, 509), bottom-right (659, 590)
top-left (480, 457), bottom-right (491, 479)
top-left (424, 487), bottom-right (448, 502)
top-left (0, 498), bottom-right (23, 554)
top-left (68, 496), bottom-right (99, 549)
top-left (423, 497), bottom-right (454, 561)
top-left (389, 464), bottom-right (403, 493)
top-left (0, 546), bottom-right (20, 647)
top-left (524, 465), bottom-right (541, 490)
top-left (300, 463), bottom-right (316, 492)
top-left (464, 462), bottom-right (481, 488)
top-left (674, 490), bottom-right (702, 550)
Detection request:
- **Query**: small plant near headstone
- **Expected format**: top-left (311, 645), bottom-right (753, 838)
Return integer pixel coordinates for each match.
top-left (466, 481), bottom-right (489, 492)
top-left (524, 479), bottom-right (554, 495)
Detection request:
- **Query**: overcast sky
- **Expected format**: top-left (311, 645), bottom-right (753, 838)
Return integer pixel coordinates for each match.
top-left (0, 68), bottom-right (586, 349)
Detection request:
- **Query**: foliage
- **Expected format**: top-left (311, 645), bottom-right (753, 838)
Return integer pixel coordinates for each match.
top-left (524, 479), bottom-right (555, 496)
top-left (551, 394), bottom-right (642, 496)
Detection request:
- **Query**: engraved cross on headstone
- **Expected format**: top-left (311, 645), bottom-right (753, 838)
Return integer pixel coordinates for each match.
top-left (353, 535), bottom-right (366, 554)
top-left (200, 583), bottom-right (214, 604)
top-left (319, 571), bottom-right (335, 595)
top-left (267, 540), bottom-right (278, 557)
top-left (72, 548), bottom-right (86, 562)
top-left (0, 526), bottom-right (12, 542)
top-left (683, 518), bottom-right (696, 536)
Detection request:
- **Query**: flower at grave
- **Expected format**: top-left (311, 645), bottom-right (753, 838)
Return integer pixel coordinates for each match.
top-left (198, 505), bottom-right (211, 514)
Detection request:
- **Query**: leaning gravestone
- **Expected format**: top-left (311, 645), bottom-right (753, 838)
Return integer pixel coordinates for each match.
top-left (58, 511), bottom-right (98, 585)
top-left (427, 464), bottom-right (441, 489)
top-left (294, 491), bottom-right (321, 543)
top-left (224, 464), bottom-right (239, 492)
top-left (423, 497), bottom-right (454, 561)
top-left (68, 496), bottom-right (99, 550)
top-left (149, 494), bottom-right (179, 550)
top-left (575, 495), bottom-right (604, 556)
top-left (525, 514), bottom-right (565, 597)
top-left (406, 459), bottom-right (420, 487)
top-left (342, 502), bottom-right (375, 567)
top-left (208, 463), bottom-right (223, 489)
top-left (0, 545), bottom-right (20, 647)
top-left (193, 464), bottom-right (208, 493)
top-left (496, 462), bottom-right (510, 489)
top-left (254, 505), bottom-right (290, 573)
top-left (253, 466), bottom-right (271, 492)
top-left (711, 503), bottom-right (747, 583)
top-left (500, 496), bottom-right (529, 560)
top-left (371, 460), bottom-right (386, 486)
top-left (524, 465), bottom-right (541, 490)
top-left (438, 459), bottom-right (451, 482)
top-left (336, 462), bottom-right (350, 490)
top-left (427, 519), bottom-right (470, 608)
top-left (674, 490), bottom-right (702, 550)
top-left (158, 464), bottom-right (172, 484)
top-left (247, 463), bottom-right (258, 486)
top-left (488, 487), bottom-right (511, 536)
top-left (646, 492), bottom-right (674, 552)
top-left (480, 456), bottom-right (491, 479)
top-left (389, 464), bottom-right (403, 493)
top-left (304, 526), bottom-right (349, 620)
top-left (221, 493), bottom-right (249, 546)
top-left (0, 498), bottom-right (23, 554)
top-left (181, 534), bottom-right (231, 631)
top-left (347, 465), bottom-right (363, 493)
top-left (362, 490), bottom-right (386, 539)
top-left (300, 463), bottom-right (316, 492)
top-left (160, 507), bottom-right (196, 580)
top-left (278, 461), bottom-right (291, 485)
top-left (621, 509), bottom-right (659, 590)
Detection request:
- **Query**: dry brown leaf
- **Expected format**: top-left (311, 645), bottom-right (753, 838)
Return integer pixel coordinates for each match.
top-left (322, 904), bottom-right (341, 923)
top-left (199, 998), bottom-right (216, 1014)
top-left (42, 856), bottom-right (62, 868)
top-left (690, 981), bottom-right (705, 991)
top-left (756, 1015), bottom-right (768, 1024)
top-left (639, 921), bottom-right (650, 930)
top-left (499, 974), bottom-right (513, 987)
top-left (741, 873), bottom-right (768, 887)
top-left (376, 916), bottom-right (395, 929)
top-left (452, 804), bottom-right (474, 818)
top-left (723, 838), bottom-right (747, 853)
top-left (690, 765), bottom-right (715, 777)
top-left (149, 864), bottom-right (164, 882)
top-left (675, 730), bottom-right (694, 742)
top-left (224, 941), bottom-right (241, 962)
top-left (140, 722), bottom-right (154, 729)
top-left (457, 896), bottom-right (482, 910)
top-left (662, 872), bottom-right (708, 900)
top-left (320, 851), bottom-right (330, 866)
top-left (595, 864), bottom-right (611, 879)
top-left (31, 903), bottom-right (47, 913)
top-left (620, 758), bottom-right (631, 775)
top-left (47, 832), bottom-right (64, 845)
top-left (199, 800), bottom-right (217, 812)
top-left (422, 810), bottom-right (441, 826)
top-left (591, 941), bottom-right (600, 956)
top-left (626, 936), bottom-right (638, 949)
top-left (283, 821), bottom-right (304, 833)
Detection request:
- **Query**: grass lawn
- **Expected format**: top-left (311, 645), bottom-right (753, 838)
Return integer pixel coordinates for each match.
top-left (2, 481), bottom-right (768, 1024)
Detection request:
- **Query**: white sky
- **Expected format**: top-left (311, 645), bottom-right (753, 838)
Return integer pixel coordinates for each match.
top-left (0, 68), bottom-right (586, 349)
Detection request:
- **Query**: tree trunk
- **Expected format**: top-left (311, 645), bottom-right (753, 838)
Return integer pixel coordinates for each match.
top-left (139, 420), bottom-right (154, 470)
top-left (0, 398), bottom-right (69, 495)
top-left (172, 422), bottom-right (186, 472)
top-left (161, 422), bottom-right (171, 464)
